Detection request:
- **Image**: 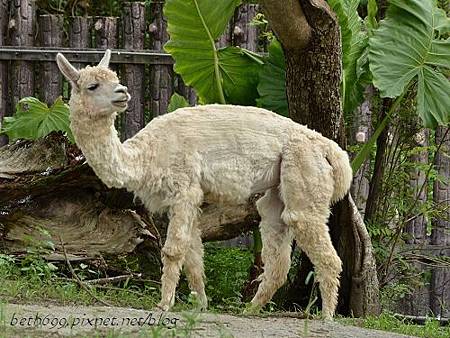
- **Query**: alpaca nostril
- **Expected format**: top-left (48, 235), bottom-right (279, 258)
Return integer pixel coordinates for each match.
top-left (115, 86), bottom-right (128, 94)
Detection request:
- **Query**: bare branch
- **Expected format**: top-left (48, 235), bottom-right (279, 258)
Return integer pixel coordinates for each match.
top-left (59, 236), bottom-right (113, 307)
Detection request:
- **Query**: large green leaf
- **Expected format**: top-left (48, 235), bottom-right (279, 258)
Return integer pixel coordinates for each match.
top-left (329, 0), bottom-right (368, 114)
top-left (1, 97), bottom-right (74, 143)
top-left (167, 93), bottom-right (189, 113)
top-left (219, 47), bottom-right (262, 105)
top-left (256, 39), bottom-right (288, 116)
top-left (164, 0), bottom-right (261, 105)
top-left (369, 0), bottom-right (450, 128)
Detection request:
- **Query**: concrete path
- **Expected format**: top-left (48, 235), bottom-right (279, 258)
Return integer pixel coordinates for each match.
top-left (0, 303), bottom-right (416, 337)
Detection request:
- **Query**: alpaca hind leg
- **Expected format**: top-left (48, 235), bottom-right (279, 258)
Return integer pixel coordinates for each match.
top-left (183, 226), bottom-right (208, 310)
top-left (280, 141), bottom-right (341, 320)
top-left (249, 188), bottom-right (293, 311)
top-left (158, 199), bottom-right (200, 311)
top-left (289, 215), bottom-right (342, 320)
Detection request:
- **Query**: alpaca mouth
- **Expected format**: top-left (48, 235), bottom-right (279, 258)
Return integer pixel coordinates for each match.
top-left (112, 99), bottom-right (128, 107)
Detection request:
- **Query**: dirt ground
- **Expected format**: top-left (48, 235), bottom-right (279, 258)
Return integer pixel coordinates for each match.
top-left (0, 303), bottom-right (416, 338)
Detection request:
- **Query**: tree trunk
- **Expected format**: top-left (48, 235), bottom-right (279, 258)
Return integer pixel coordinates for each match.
top-left (260, 0), bottom-right (380, 316)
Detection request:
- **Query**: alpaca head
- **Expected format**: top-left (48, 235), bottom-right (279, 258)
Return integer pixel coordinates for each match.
top-left (56, 49), bottom-right (130, 118)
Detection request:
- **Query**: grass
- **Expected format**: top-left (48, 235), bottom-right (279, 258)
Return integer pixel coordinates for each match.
top-left (0, 249), bottom-right (448, 338)
top-left (0, 245), bottom-right (253, 311)
top-left (0, 265), bottom-right (160, 311)
top-left (0, 252), bottom-right (158, 311)
top-left (339, 312), bottom-right (450, 338)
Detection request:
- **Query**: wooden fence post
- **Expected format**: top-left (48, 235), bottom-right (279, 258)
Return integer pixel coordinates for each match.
top-left (9, 0), bottom-right (35, 109)
top-left (0, 0), bottom-right (9, 146)
top-left (432, 126), bottom-right (450, 317)
top-left (217, 23), bottom-right (232, 48)
top-left (406, 130), bottom-right (429, 245)
top-left (69, 17), bottom-right (92, 69)
top-left (149, 0), bottom-right (173, 117)
top-left (176, 79), bottom-right (197, 106)
top-left (94, 16), bottom-right (118, 51)
top-left (121, 2), bottom-right (146, 140)
top-left (398, 129), bottom-right (431, 316)
top-left (94, 16), bottom-right (119, 133)
top-left (232, 4), bottom-right (258, 51)
top-left (38, 15), bottom-right (64, 105)
top-left (350, 87), bottom-right (374, 215)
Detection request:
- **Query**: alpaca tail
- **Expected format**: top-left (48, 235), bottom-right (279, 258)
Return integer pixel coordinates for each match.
top-left (325, 142), bottom-right (353, 204)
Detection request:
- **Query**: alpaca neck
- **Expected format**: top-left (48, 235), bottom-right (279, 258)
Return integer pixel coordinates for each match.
top-left (70, 110), bottom-right (138, 189)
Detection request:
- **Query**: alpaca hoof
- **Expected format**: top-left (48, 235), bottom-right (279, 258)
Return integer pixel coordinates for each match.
top-left (321, 312), bottom-right (334, 321)
top-left (196, 303), bottom-right (208, 312)
top-left (197, 299), bottom-right (208, 312)
top-left (188, 291), bottom-right (208, 311)
top-left (156, 302), bottom-right (170, 311)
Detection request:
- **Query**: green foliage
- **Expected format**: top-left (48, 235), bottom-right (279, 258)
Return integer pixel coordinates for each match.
top-left (1, 97), bottom-right (74, 143)
top-left (256, 39), bottom-right (288, 116)
top-left (164, 0), bottom-right (262, 105)
top-left (0, 253), bottom-right (160, 309)
top-left (361, 101), bottom-right (450, 295)
top-left (369, 0), bottom-right (450, 128)
top-left (0, 246), bottom-right (253, 316)
top-left (203, 245), bottom-right (252, 308)
top-left (379, 281), bottom-right (413, 309)
top-left (328, 0), bottom-right (369, 114)
top-left (167, 93), bottom-right (189, 113)
top-left (364, 313), bottom-right (450, 338)
top-left (250, 12), bottom-right (274, 47)
top-left (365, 0), bottom-right (378, 34)
top-left (15, 226), bottom-right (58, 281)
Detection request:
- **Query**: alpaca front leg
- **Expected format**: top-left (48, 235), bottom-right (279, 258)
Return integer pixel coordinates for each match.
top-left (158, 253), bottom-right (183, 311)
top-left (158, 202), bottom-right (199, 311)
top-left (184, 226), bottom-right (207, 310)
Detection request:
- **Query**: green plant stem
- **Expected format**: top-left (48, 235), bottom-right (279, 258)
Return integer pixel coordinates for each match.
top-left (253, 228), bottom-right (262, 256)
top-left (351, 86), bottom-right (410, 173)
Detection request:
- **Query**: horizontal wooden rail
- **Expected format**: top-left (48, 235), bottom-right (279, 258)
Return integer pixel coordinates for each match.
top-left (0, 47), bottom-right (175, 65)
top-left (393, 313), bottom-right (449, 326)
top-left (401, 244), bottom-right (450, 256)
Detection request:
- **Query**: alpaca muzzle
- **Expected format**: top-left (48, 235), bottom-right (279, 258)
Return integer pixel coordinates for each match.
top-left (112, 85), bottom-right (131, 109)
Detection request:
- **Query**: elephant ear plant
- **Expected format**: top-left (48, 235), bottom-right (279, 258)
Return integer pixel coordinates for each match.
top-left (351, 0), bottom-right (450, 172)
top-left (328, 0), bottom-right (369, 115)
top-left (164, 0), bottom-right (262, 105)
top-left (1, 97), bottom-right (74, 143)
top-left (369, 0), bottom-right (450, 128)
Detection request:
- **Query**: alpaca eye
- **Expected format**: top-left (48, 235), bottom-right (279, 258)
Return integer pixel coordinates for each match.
top-left (87, 84), bottom-right (99, 91)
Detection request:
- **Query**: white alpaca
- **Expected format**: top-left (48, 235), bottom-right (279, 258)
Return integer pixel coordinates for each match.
top-left (56, 50), bottom-right (353, 319)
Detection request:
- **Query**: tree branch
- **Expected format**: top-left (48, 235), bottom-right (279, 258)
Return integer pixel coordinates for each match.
top-left (259, 0), bottom-right (312, 50)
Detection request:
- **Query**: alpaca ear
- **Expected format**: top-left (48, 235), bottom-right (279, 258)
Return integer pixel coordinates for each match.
top-left (98, 49), bottom-right (111, 68)
top-left (56, 53), bottom-right (80, 85)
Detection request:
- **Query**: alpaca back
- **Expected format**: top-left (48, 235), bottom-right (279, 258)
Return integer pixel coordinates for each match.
top-left (125, 104), bottom-right (350, 208)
